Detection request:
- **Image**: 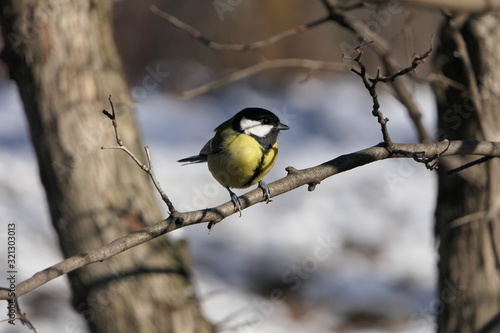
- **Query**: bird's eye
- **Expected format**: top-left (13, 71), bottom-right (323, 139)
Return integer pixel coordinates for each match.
top-left (262, 118), bottom-right (270, 124)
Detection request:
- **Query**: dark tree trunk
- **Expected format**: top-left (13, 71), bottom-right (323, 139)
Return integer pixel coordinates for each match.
top-left (0, 1), bottom-right (213, 332)
top-left (433, 13), bottom-right (500, 332)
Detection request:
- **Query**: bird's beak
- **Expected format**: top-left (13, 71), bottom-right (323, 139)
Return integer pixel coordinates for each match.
top-left (276, 123), bottom-right (290, 131)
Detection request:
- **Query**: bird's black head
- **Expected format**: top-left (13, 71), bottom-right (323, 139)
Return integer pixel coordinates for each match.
top-left (233, 107), bottom-right (289, 134)
top-left (232, 107), bottom-right (290, 149)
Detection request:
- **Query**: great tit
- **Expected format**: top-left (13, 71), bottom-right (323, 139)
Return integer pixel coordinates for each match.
top-left (178, 108), bottom-right (290, 215)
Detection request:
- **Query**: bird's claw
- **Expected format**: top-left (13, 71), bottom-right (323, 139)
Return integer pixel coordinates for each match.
top-left (227, 187), bottom-right (242, 217)
top-left (259, 180), bottom-right (272, 204)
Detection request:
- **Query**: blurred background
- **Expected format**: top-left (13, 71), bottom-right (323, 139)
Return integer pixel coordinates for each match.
top-left (1, 1), bottom-right (444, 332)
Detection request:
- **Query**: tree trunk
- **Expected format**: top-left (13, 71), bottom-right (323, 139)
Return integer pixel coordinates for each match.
top-left (433, 13), bottom-right (500, 332)
top-left (0, 1), bottom-right (213, 332)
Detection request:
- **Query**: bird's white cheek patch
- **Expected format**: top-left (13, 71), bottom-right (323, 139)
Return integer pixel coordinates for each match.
top-left (240, 117), bottom-right (273, 137)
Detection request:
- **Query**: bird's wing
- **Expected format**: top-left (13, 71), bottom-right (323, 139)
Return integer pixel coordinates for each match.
top-left (178, 118), bottom-right (233, 164)
top-left (207, 118), bottom-right (234, 155)
top-left (200, 138), bottom-right (216, 155)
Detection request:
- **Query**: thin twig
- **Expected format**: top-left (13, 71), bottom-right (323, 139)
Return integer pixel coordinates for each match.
top-left (347, 45), bottom-right (432, 149)
top-left (374, 44), bottom-right (433, 83)
top-left (101, 146), bottom-right (148, 172)
top-left (372, 0), bottom-right (500, 13)
top-left (2, 140), bottom-right (500, 301)
top-left (102, 95), bottom-right (123, 146)
top-left (0, 288), bottom-right (36, 332)
top-left (143, 146), bottom-right (177, 214)
top-left (181, 58), bottom-right (346, 99)
top-left (476, 304), bottom-right (500, 333)
top-left (447, 156), bottom-right (493, 175)
top-left (101, 97), bottom-right (177, 215)
top-left (412, 139), bottom-right (450, 170)
top-left (150, 5), bottom-right (330, 52)
top-left (347, 49), bottom-right (392, 147)
top-left (332, 5), bottom-right (433, 144)
top-left (447, 210), bottom-right (489, 230)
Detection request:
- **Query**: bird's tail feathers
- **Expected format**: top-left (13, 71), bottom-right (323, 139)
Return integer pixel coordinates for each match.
top-left (177, 155), bottom-right (208, 165)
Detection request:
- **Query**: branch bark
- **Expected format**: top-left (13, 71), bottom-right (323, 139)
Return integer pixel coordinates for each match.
top-left (371, 0), bottom-right (500, 13)
top-left (1, 139), bottom-right (499, 301)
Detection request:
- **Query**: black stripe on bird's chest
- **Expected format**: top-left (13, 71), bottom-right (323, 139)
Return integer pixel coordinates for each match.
top-left (243, 145), bottom-right (268, 188)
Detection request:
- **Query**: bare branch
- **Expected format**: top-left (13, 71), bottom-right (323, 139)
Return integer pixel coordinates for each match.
top-left (476, 309), bottom-right (500, 333)
top-left (383, 57), bottom-right (434, 143)
top-left (143, 146), bottom-right (175, 213)
top-left (150, 5), bottom-right (330, 52)
top-left (447, 210), bottom-right (489, 230)
top-left (332, 7), bottom-right (434, 144)
top-left (181, 58), bottom-right (346, 99)
top-left (374, 45), bottom-right (433, 83)
top-left (346, 45), bottom-right (432, 148)
top-left (369, 0), bottom-right (500, 13)
top-left (348, 51), bottom-right (394, 148)
top-left (0, 287), bottom-right (36, 332)
top-left (101, 95), bottom-right (123, 146)
top-left (101, 98), bottom-right (177, 215)
top-left (2, 139), bottom-right (500, 301)
top-left (447, 156), bottom-right (493, 175)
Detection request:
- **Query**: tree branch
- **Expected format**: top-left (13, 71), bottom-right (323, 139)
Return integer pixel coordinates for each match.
top-left (180, 58), bottom-right (346, 99)
top-left (2, 139), bottom-right (500, 301)
top-left (0, 287), bottom-right (36, 332)
top-left (150, 5), bottom-right (331, 51)
top-left (346, 44), bottom-right (432, 148)
top-left (370, 0), bottom-right (500, 13)
top-left (102, 97), bottom-right (178, 215)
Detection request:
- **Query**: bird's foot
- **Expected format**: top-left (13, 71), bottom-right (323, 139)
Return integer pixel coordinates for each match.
top-left (227, 187), bottom-right (242, 217)
top-left (258, 180), bottom-right (272, 204)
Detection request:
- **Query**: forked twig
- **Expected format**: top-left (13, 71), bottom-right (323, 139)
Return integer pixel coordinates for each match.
top-left (346, 44), bottom-right (433, 150)
top-left (101, 96), bottom-right (177, 215)
top-left (0, 288), bottom-right (37, 332)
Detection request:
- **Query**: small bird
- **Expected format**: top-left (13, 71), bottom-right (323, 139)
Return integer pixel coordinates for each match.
top-left (178, 108), bottom-right (290, 215)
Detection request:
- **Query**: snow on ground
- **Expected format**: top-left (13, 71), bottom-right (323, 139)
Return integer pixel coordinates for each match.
top-left (0, 75), bottom-right (438, 332)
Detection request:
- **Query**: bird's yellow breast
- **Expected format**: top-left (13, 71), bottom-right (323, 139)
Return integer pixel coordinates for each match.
top-left (207, 133), bottom-right (278, 189)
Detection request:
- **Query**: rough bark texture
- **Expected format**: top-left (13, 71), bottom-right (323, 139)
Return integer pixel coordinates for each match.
top-left (0, 1), bottom-right (213, 332)
top-left (433, 13), bottom-right (500, 332)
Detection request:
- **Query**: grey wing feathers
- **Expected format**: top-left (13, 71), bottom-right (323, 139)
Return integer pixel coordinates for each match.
top-left (199, 139), bottom-right (214, 156)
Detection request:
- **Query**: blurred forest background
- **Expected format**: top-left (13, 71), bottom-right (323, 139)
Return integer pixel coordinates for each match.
top-left (0, 1), bottom-right (443, 90)
top-left (0, 1), bottom-right (441, 88)
top-left (111, 1), bottom-right (440, 92)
